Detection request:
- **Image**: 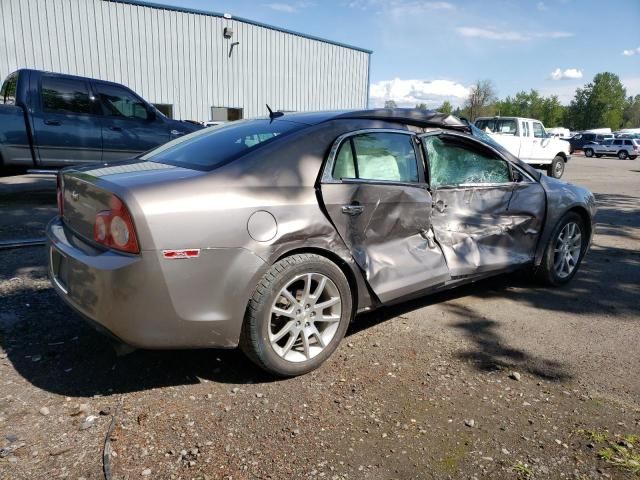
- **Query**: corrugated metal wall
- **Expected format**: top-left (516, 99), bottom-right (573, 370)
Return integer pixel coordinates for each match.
top-left (0, 0), bottom-right (370, 120)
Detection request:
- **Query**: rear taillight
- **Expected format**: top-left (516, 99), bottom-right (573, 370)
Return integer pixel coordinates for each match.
top-left (56, 174), bottom-right (64, 217)
top-left (633, 145), bottom-right (638, 151)
top-left (93, 195), bottom-right (139, 253)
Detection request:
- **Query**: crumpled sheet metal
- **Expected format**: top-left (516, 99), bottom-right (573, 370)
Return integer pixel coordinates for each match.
top-left (431, 184), bottom-right (544, 276)
top-left (323, 182), bottom-right (450, 303)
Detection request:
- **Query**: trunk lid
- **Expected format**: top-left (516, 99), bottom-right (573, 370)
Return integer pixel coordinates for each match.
top-left (61, 160), bottom-right (202, 243)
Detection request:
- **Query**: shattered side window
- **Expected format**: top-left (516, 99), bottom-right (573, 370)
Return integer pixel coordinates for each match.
top-left (423, 135), bottom-right (511, 187)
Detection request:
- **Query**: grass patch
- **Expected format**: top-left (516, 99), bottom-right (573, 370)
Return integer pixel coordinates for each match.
top-left (578, 429), bottom-right (640, 476)
top-left (597, 444), bottom-right (640, 475)
top-left (577, 428), bottom-right (609, 443)
top-left (513, 461), bottom-right (533, 478)
top-left (438, 443), bottom-right (468, 473)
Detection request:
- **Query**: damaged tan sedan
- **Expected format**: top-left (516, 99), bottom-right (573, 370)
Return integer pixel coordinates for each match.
top-left (47, 109), bottom-right (596, 376)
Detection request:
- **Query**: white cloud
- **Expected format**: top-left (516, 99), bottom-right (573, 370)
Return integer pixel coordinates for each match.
top-left (457, 26), bottom-right (573, 41)
top-left (349, 0), bottom-right (453, 11)
top-left (550, 68), bottom-right (583, 80)
top-left (369, 78), bottom-right (470, 108)
top-left (263, 1), bottom-right (312, 12)
top-left (622, 47), bottom-right (640, 56)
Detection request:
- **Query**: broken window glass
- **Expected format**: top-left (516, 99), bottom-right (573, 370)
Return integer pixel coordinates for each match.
top-left (423, 135), bottom-right (511, 187)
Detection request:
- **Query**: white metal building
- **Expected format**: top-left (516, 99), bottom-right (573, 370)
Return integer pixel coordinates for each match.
top-left (0, 0), bottom-right (371, 121)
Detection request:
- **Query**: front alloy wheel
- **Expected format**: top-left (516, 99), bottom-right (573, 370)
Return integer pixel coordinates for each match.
top-left (241, 253), bottom-right (352, 376)
top-left (537, 212), bottom-right (586, 286)
top-left (584, 148), bottom-right (594, 157)
top-left (552, 222), bottom-right (582, 279)
top-left (618, 150), bottom-right (628, 160)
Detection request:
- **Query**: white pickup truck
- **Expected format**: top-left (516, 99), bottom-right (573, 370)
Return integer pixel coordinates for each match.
top-left (474, 117), bottom-right (571, 178)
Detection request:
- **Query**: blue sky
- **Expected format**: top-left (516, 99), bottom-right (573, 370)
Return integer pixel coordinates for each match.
top-left (151, 0), bottom-right (640, 107)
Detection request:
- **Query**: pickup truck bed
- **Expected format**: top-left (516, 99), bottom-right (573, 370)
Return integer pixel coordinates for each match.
top-left (0, 104), bottom-right (33, 166)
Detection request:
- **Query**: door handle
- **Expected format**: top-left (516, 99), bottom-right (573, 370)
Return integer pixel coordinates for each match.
top-left (341, 203), bottom-right (364, 216)
top-left (170, 129), bottom-right (184, 136)
top-left (434, 199), bottom-right (447, 213)
top-left (44, 119), bottom-right (61, 126)
top-left (109, 126), bottom-right (123, 132)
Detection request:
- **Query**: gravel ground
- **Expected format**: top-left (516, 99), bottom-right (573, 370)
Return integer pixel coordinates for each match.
top-left (0, 155), bottom-right (639, 479)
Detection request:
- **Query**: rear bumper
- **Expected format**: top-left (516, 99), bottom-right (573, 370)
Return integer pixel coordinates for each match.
top-left (46, 217), bottom-right (267, 349)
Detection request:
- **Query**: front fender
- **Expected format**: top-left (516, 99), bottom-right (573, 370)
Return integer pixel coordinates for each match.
top-left (534, 176), bottom-right (597, 265)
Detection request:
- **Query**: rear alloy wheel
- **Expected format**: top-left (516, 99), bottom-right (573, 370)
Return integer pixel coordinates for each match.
top-left (240, 254), bottom-right (352, 376)
top-left (584, 148), bottom-right (594, 157)
top-left (546, 156), bottom-right (565, 178)
top-left (618, 150), bottom-right (628, 160)
top-left (537, 212), bottom-right (586, 286)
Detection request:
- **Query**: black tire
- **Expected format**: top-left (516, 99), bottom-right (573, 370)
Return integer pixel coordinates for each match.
top-left (595, 154), bottom-right (602, 158)
top-left (546, 155), bottom-right (565, 178)
top-left (584, 148), bottom-right (594, 157)
top-left (240, 253), bottom-right (353, 377)
top-left (630, 155), bottom-right (638, 160)
top-left (537, 212), bottom-right (587, 287)
top-left (617, 150), bottom-right (628, 160)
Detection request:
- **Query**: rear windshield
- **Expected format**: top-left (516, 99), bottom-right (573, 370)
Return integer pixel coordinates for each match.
top-left (475, 118), bottom-right (518, 135)
top-left (142, 119), bottom-right (305, 171)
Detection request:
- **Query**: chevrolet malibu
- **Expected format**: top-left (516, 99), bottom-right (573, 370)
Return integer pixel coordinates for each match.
top-left (47, 109), bottom-right (596, 376)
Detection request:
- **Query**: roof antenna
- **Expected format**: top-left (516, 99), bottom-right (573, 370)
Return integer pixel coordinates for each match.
top-left (266, 104), bottom-right (284, 122)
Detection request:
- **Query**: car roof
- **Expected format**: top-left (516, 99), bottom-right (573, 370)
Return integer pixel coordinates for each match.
top-left (269, 108), bottom-right (470, 131)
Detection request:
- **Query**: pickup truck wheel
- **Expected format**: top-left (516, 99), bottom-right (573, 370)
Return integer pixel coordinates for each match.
top-left (547, 156), bottom-right (565, 179)
top-left (537, 212), bottom-right (586, 286)
top-left (240, 253), bottom-right (353, 377)
top-left (584, 148), bottom-right (594, 157)
top-left (618, 150), bottom-right (628, 160)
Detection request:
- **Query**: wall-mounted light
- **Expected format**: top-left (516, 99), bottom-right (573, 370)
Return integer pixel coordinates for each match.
top-left (224, 27), bottom-right (233, 39)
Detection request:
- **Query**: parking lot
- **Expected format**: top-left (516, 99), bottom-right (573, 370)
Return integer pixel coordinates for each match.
top-left (0, 155), bottom-right (639, 479)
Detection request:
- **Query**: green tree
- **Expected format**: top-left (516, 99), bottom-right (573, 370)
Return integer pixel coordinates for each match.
top-left (622, 95), bottom-right (640, 128)
top-left (540, 95), bottom-right (565, 127)
top-left (415, 102), bottom-right (428, 111)
top-left (436, 100), bottom-right (453, 115)
top-left (566, 72), bottom-right (627, 130)
top-left (384, 99), bottom-right (398, 109)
